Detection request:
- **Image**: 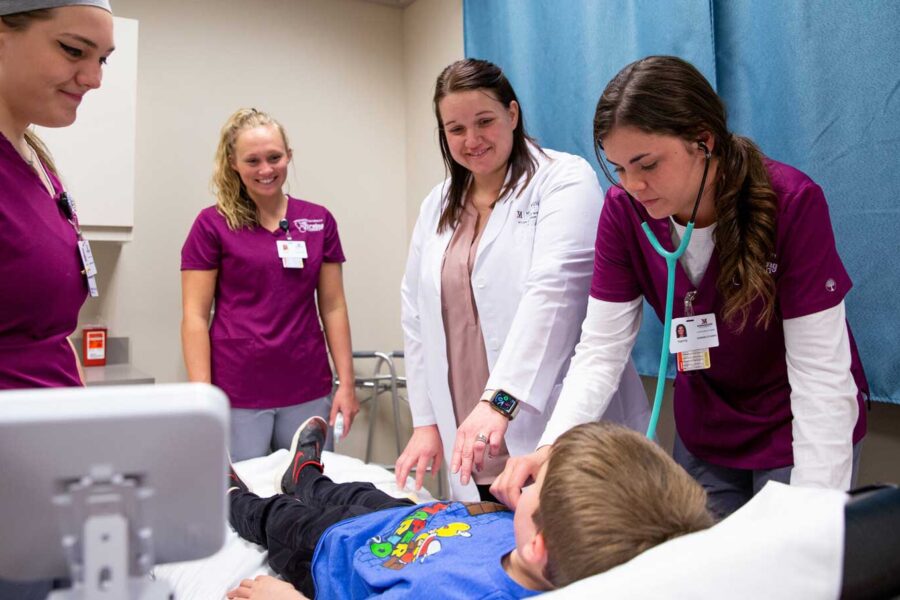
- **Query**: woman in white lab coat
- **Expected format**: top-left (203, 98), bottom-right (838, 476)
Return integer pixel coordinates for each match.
top-left (395, 59), bottom-right (648, 501)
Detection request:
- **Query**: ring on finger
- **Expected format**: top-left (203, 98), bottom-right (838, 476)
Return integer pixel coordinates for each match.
top-left (476, 432), bottom-right (489, 444)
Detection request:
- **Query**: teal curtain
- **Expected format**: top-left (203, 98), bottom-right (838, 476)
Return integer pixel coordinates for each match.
top-left (464, 0), bottom-right (900, 403)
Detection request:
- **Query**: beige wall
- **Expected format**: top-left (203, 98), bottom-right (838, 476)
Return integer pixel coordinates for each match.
top-left (334, 0), bottom-right (464, 474)
top-left (402, 0), bottom-right (465, 234)
top-left (78, 0), bottom-right (429, 383)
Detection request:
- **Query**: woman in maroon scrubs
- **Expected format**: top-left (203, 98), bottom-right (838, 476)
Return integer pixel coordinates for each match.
top-left (0, 2), bottom-right (113, 596)
top-left (486, 56), bottom-right (867, 518)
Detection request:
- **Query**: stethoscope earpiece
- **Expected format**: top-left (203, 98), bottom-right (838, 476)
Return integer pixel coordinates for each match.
top-left (697, 140), bottom-right (711, 159)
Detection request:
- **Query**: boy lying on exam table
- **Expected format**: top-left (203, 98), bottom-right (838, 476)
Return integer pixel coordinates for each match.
top-left (224, 418), bottom-right (713, 599)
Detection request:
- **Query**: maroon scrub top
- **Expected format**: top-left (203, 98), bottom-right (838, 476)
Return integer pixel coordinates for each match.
top-left (0, 135), bottom-right (87, 389)
top-left (181, 196), bottom-right (345, 409)
top-left (591, 159), bottom-right (867, 470)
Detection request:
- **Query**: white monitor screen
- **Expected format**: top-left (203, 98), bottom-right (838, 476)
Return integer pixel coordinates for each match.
top-left (0, 383), bottom-right (228, 581)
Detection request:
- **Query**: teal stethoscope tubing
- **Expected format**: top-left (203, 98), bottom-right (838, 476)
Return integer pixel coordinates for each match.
top-left (642, 219), bottom-right (695, 439)
top-left (597, 142), bottom-right (711, 440)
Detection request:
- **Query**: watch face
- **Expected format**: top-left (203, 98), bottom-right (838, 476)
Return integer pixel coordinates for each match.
top-left (493, 391), bottom-right (517, 412)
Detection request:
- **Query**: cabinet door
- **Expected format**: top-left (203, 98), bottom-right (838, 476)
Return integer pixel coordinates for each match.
top-left (36, 17), bottom-right (138, 241)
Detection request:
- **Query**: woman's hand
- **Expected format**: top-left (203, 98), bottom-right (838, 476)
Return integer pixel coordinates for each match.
top-left (395, 425), bottom-right (443, 491)
top-left (489, 445), bottom-right (552, 509)
top-left (329, 384), bottom-right (359, 439)
top-left (226, 576), bottom-right (307, 600)
top-left (451, 401), bottom-right (510, 485)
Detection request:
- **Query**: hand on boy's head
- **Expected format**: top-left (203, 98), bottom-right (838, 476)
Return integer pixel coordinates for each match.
top-left (490, 445), bottom-right (552, 509)
top-left (226, 575), bottom-right (307, 600)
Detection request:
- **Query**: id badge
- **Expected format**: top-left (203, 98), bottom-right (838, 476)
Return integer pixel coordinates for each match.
top-left (670, 313), bottom-right (718, 371)
top-left (276, 240), bottom-right (308, 259)
top-left (282, 257), bottom-right (304, 269)
top-left (77, 240), bottom-right (98, 278)
top-left (86, 275), bottom-right (99, 298)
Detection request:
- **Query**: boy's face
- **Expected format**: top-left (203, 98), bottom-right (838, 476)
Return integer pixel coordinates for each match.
top-left (513, 461), bottom-right (548, 550)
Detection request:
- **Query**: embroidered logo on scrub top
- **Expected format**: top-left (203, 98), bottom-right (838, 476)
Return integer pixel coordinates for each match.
top-left (765, 253), bottom-right (778, 275)
top-left (825, 278), bottom-right (837, 292)
top-left (293, 218), bottom-right (324, 233)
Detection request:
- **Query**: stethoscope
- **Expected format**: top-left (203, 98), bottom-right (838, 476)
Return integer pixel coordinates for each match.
top-left (595, 140), bottom-right (712, 440)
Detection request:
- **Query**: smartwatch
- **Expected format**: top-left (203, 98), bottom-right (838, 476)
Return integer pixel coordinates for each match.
top-left (480, 389), bottom-right (520, 420)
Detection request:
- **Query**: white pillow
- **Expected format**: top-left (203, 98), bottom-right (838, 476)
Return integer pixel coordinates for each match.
top-left (538, 482), bottom-right (847, 600)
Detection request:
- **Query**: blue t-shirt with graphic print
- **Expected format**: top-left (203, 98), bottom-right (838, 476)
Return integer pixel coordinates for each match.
top-left (311, 501), bottom-right (540, 599)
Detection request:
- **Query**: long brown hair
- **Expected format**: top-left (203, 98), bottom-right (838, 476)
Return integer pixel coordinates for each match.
top-left (211, 108), bottom-right (291, 230)
top-left (433, 59), bottom-right (542, 233)
top-left (2, 9), bottom-right (60, 175)
top-left (535, 422), bottom-right (712, 587)
top-left (593, 56), bottom-right (778, 331)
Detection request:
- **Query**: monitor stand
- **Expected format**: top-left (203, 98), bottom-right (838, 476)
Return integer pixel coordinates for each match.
top-left (48, 466), bottom-right (172, 600)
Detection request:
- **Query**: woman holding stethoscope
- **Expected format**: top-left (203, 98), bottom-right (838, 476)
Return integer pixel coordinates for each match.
top-left (395, 58), bottom-right (648, 502)
top-left (0, 1), bottom-right (113, 596)
top-left (476, 56), bottom-right (868, 516)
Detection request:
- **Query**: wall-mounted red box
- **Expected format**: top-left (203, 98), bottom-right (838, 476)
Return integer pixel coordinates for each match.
top-left (82, 326), bottom-right (107, 367)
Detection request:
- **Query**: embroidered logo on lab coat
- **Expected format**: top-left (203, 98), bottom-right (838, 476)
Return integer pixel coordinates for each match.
top-left (293, 218), bottom-right (324, 233)
top-left (516, 201), bottom-right (539, 225)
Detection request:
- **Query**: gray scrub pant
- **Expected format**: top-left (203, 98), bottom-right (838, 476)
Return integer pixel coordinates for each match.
top-left (230, 394), bottom-right (333, 462)
top-left (674, 433), bottom-right (862, 519)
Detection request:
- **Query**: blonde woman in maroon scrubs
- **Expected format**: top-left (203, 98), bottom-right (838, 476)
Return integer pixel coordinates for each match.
top-left (181, 108), bottom-right (358, 461)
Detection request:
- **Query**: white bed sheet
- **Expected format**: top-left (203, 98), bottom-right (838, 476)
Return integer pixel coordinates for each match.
top-left (153, 450), bottom-right (434, 599)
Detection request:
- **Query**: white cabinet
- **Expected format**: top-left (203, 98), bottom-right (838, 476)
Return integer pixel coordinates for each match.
top-left (36, 17), bottom-right (138, 242)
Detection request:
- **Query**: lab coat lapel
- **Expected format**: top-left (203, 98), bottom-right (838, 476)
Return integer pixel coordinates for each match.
top-left (477, 195), bottom-right (514, 257)
top-left (475, 167), bottom-right (516, 260)
top-left (428, 218), bottom-right (455, 292)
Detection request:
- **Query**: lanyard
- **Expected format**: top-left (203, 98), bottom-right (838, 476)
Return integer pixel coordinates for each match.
top-left (31, 148), bottom-right (83, 240)
top-left (57, 191), bottom-right (85, 241)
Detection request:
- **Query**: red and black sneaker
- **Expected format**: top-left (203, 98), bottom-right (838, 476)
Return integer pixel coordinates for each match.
top-left (278, 416), bottom-right (327, 495)
top-left (228, 463), bottom-right (249, 495)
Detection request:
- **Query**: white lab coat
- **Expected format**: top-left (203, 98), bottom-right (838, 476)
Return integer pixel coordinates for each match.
top-left (401, 146), bottom-right (649, 501)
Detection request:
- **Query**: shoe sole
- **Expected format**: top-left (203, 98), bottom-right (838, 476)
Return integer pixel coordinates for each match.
top-left (276, 415), bottom-right (328, 494)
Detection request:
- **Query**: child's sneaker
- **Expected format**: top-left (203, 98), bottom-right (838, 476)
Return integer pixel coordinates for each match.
top-left (228, 463), bottom-right (249, 495)
top-left (278, 416), bottom-right (327, 495)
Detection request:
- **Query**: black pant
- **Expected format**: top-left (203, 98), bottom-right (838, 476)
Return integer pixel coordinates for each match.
top-left (229, 472), bottom-right (415, 598)
top-left (0, 579), bottom-right (52, 600)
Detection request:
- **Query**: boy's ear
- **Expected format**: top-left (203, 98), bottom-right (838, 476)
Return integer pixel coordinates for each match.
top-left (523, 530), bottom-right (549, 569)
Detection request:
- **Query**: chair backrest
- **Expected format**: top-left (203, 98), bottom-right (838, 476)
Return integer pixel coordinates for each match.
top-left (841, 485), bottom-right (900, 600)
